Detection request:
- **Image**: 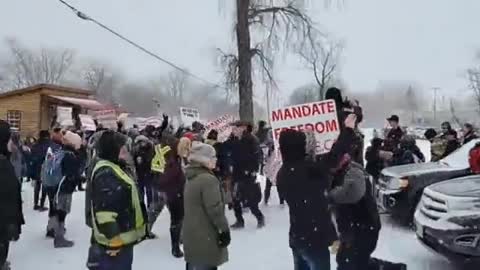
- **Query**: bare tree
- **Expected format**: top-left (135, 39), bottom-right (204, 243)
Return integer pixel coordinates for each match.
top-left (298, 38), bottom-right (343, 100)
top-left (405, 86), bottom-right (418, 123)
top-left (288, 84), bottom-right (317, 105)
top-left (1, 39), bottom-right (74, 89)
top-left (84, 64), bottom-right (105, 92)
top-left (220, 0), bottom-right (320, 122)
top-left (467, 68), bottom-right (480, 115)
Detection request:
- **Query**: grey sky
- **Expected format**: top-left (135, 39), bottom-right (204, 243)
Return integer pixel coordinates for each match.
top-left (1, 0), bottom-right (479, 101)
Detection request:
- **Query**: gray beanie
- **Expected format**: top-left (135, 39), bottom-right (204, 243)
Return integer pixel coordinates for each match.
top-left (188, 142), bottom-right (216, 167)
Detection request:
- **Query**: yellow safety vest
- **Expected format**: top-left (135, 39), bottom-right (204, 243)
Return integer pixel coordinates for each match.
top-left (151, 145), bottom-right (171, 173)
top-left (91, 160), bottom-right (146, 248)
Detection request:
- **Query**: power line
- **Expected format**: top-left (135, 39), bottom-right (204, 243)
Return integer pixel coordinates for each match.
top-left (57, 0), bottom-right (224, 89)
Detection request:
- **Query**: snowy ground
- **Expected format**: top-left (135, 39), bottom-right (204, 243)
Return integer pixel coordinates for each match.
top-left (7, 133), bottom-right (468, 270)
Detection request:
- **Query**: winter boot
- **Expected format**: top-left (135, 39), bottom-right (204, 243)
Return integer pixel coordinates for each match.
top-left (170, 227), bottom-right (184, 258)
top-left (257, 217), bottom-right (266, 229)
top-left (54, 223), bottom-right (74, 248)
top-left (46, 217), bottom-right (56, 238)
top-left (230, 220), bottom-right (245, 230)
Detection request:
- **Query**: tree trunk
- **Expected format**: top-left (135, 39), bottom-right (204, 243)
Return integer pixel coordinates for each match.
top-left (236, 0), bottom-right (254, 122)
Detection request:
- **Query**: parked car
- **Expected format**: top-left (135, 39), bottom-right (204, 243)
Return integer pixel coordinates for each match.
top-left (375, 139), bottom-right (480, 224)
top-left (414, 175), bottom-right (480, 265)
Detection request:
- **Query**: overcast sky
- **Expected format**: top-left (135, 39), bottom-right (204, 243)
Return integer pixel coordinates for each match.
top-left (1, 0), bottom-right (479, 101)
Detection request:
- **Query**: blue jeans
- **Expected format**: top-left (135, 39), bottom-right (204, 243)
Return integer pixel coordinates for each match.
top-left (292, 247), bottom-right (331, 270)
top-left (87, 244), bottom-right (133, 270)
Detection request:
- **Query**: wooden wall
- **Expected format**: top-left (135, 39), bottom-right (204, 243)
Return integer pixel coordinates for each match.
top-left (0, 86), bottom-right (91, 137)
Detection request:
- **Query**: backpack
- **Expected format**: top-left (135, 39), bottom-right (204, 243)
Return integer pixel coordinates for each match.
top-left (41, 146), bottom-right (65, 187)
top-left (469, 142), bottom-right (480, 174)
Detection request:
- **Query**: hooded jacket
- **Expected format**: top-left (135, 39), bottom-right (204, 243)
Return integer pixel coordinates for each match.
top-left (30, 137), bottom-right (52, 180)
top-left (276, 128), bottom-right (355, 250)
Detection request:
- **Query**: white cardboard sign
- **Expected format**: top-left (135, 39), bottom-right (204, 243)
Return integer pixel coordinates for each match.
top-left (270, 99), bottom-right (340, 155)
top-left (205, 114), bottom-right (235, 142)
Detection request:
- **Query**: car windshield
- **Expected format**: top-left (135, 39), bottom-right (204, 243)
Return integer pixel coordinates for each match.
top-left (441, 139), bottom-right (480, 168)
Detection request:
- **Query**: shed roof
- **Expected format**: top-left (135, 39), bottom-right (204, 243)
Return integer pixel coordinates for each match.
top-left (0, 84), bottom-right (92, 99)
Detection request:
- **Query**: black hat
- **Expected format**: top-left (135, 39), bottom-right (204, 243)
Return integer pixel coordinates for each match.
top-left (387, 115), bottom-right (399, 122)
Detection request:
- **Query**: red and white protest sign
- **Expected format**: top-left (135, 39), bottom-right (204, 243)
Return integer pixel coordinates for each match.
top-left (270, 99), bottom-right (340, 155)
top-left (205, 114), bottom-right (235, 142)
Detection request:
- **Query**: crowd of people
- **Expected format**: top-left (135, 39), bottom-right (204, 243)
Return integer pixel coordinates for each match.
top-left (3, 86), bottom-right (478, 270)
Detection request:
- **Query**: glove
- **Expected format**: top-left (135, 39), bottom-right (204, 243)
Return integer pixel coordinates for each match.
top-left (7, 224), bottom-right (20, 241)
top-left (217, 231), bottom-right (231, 248)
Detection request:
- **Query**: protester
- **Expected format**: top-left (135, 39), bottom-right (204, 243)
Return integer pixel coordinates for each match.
top-left (365, 138), bottom-right (387, 181)
top-left (183, 142), bottom-right (230, 270)
top-left (86, 130), bottom-right (147, 270)
top-left (52, 131), bottom-right (82, 248)
top-left (383, 115), bottom-right (404, 152)
top-left (31, 130), bottom-right (51, 212)
top-left (461, 123), bottom-right (478, 145)
top-left (328, 139), bottom-right (381, 269)
top-left (392, 135), bottom-right (425, 166)
top-left (43, 128), bottom-right (65, 239)
top-left (277, 114), bottom-right (357, 270)
top-left (0, 120), bottom-right (24, 270)
top-left (439, 121), bottom-right (460, 158)
top-left (77, 136), bottom-right (88, 191)
top-left (133, 135), bottom-right (155, 207)
top-left (230, 121), bottom-right (264, 229)
top-left (151, 136), bottom-right (190, 258)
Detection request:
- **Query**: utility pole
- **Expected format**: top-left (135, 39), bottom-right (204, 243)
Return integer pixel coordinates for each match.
top-left (432, 87), bottom-right (440, 123)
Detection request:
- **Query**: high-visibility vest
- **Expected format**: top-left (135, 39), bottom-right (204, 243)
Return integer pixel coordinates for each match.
top-left (91, 160), bottom-right (146, 248)
top-left (151, 145), bottom-right (171, 173)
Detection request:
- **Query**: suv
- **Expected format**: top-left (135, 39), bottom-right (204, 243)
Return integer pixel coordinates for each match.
top-left (414, 175), bottom-right (480, 265)
top-left (375, 139), bottom-right (480, 223)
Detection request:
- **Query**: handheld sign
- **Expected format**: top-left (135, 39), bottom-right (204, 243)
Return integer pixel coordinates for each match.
top-left (204, 114), bottom-right (235, 142)
top-left (270, 99), bottom-right (340, 155)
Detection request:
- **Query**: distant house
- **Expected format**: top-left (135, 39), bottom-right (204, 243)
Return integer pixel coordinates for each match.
top-left (0, 84), bottom-right (116, 137)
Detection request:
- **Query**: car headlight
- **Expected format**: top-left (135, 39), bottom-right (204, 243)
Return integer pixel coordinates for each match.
top-left (387, 177), bottom-right (409, 190)
top-left (448, 215), bottom-right (480, 227)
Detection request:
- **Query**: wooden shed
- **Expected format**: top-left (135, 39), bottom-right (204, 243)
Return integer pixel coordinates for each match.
top-left (0, 84), bottom-right (111, 137)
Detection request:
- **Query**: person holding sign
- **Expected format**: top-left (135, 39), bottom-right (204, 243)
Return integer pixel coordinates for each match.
top-left (276, 114), bottom-right (357, 270)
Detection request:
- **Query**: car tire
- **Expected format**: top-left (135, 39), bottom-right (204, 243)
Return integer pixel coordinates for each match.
top-left (404, 191), bottom-right (423, 227)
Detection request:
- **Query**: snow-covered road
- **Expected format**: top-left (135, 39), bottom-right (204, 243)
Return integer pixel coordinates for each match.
top-left (7, 135), bottom-right (468, 270)
top-left (9, 181), bottom-right (464, 270)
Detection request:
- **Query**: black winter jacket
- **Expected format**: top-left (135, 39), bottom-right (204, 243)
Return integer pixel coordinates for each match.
top-left (0, 154), bottom-right (25, 241)
top-left (277, 128), bottom-right (355, 250)
top-left (231, 132), bottom-right (261, 182)
top-left (365, 146), bottom-right (383, 179)
top-left (59, 145), bottom-right (81, 194)
top-left (30, 138), bottom-right (51, 180)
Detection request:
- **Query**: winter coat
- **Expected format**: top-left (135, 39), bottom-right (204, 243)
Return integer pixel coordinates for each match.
top-left (0, 154), bottom-right (25, 241)
top-left (58, 145), bottom-right (81, 194)
top-left (133, 136), bottom-right (154, 180)
top-left (440, 129), bottom-right (460, 158)
top-left (10, 143), bottom-right (23, 181)
top-left (30, 138), bottom-right (51, 180)
top-left (183, 164), bottom-right (229, 267)
top-left (230, 132), bottom-right (261, 183)
top-left (205, 139), bottom-right (227, 179)
top-left (87, 159), bottom-right (148, 244)
top-left (153, 141), bottom-right (186, 202)
top-left (277, 128), bottom-right (355, 251)
top-left (329, 162), bottom-right (381, 245)
top-left (462, 131), bottom-right (478, 145)
top-left (365, 146), bottom-right (384, 179)
top-left (384, 127), bottom-right (404, 152)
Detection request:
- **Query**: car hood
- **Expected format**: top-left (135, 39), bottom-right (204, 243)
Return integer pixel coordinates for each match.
top-left (382, 162), bottom-right (454, 178)
top-left (429, 175), bottom-right (480, 197)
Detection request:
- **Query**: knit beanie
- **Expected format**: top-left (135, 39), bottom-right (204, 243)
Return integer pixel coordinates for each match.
top-left (188, 142), bottom-right (216, 167)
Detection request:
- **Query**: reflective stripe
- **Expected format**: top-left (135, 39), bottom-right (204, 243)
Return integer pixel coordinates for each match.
top-left (91, 160), bottom-right (146, 247)
top-left (151, 145), bottom-right (171, 173)
top-left (96, 211), bottom-right (118, 224)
